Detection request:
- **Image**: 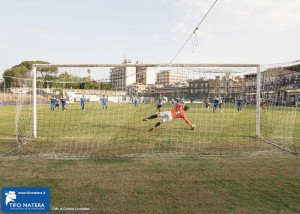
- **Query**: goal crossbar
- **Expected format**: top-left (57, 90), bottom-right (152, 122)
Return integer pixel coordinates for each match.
top-left (33, 63), bottom-right (260, 68)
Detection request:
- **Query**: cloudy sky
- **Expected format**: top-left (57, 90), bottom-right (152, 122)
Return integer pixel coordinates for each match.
top-left (0, 0), bottom-right (299, 79)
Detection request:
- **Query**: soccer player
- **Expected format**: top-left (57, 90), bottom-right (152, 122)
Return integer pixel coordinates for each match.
top-left (181, 97), bottom-right (185, 104)
top-left (157, 96), bottom-right (163, 112)
top-left (213, 96), bottom-right (220, 113)
top-left (237, 96), bottom-right (243, 112)
top-left (218, 96), bottom-right (223, 113)
top-left (204, 98), bottom-right (210, 110)
top-left (143, 103), bottom-right (195, 131)
top-left (175, 96), bottom-right (181, 104)
top-left (61, 96), bottom-right (66, 111)
top-left (50, 95), bottom-right (56, 111)
top-left (101, 95), bottom-right (108, 109)
top-left (134, 97), bottom-right (138, 108)
top-left (55, 99), bottom-right (60, 110)
top-left (80, 95), bottom-right (86, 111)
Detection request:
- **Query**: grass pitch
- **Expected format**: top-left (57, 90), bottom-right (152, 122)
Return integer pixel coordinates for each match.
top-left (0, 104), bottom-right (299, 213)
top-left (5, 101), bottom-right (297, 158)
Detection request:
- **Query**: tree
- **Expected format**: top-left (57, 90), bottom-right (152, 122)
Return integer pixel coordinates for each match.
top-left (19, 61), bottom-right (58, 76)
top-left (43, 74), bottom-right (57, 88)
top-left (100, 82), bottom-right (112, 90)
top-left (3, 66), bottom-right (29, 88)
top-left (2, 61), bottom-right (57, 88)
top-left (2, 61), bottom-right (112, 91)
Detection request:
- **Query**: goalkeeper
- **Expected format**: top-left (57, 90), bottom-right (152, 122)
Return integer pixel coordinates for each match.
top-left (143, 103), bottom-right (195, 131)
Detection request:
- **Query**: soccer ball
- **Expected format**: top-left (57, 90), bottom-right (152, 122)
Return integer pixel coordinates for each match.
top-left (191, 124), bottom-right (196, 130)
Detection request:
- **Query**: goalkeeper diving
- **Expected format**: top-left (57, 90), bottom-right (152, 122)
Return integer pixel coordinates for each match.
top-left (143, 103), bottom-right (196, 131)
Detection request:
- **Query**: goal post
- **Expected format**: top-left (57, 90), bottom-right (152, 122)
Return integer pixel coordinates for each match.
top-left (32, 66), bottom-right (37, 138)
top-left (3, 63), bottom-right (297, 158)
top-left (256, 64), bottom-right (261, 137)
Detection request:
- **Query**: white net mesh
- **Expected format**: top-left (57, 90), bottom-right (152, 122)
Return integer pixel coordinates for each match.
top-left (2, 63), bottom-right (297, 159)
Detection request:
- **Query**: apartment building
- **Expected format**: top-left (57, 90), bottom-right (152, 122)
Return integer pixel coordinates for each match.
top-left (136, 66), bottom-right (156, 85)
top-left (156, 70), bottom-right (187, 86)
top-left (110, 60), bottom-right (137, 91)
top-left (188, 77), bottom-right (209, 97)
top-left (208, 74), bottom-right (242, 98)
top-left (126, 83), bottom-right (148, 96)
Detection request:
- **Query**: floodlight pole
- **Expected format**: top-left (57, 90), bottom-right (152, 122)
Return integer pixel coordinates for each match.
top-left (32, 66), bottom-right (37, 138)
top-left (256, 65), bottom-right (261, 136)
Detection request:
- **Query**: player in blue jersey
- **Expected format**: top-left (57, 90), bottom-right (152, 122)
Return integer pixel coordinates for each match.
top-left (157, 96), bottom-right (163, 112)
top-left (213, 96), bottom-right (220, 113)
top-left (50, 95), bottom-right (56, 111)
top-left (80, 95), bottom-right (86, 111)
top-left (101, 95), bottom-right (108, 109)
top-left (61, 96), bottom-right (66, 111)
top-left (134, 97), bottom-right (138, 108)
top-left (175, 96), bottom-right (181, 104)
top-left (237, 96), bottom-right (243, 112)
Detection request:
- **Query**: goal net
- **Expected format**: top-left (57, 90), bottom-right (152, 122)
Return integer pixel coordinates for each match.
top-left (3, 63), bottom-right (298, 159)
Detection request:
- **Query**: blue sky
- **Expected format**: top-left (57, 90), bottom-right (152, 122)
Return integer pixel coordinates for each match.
top-left (1, 0), bottom-right (299, 79)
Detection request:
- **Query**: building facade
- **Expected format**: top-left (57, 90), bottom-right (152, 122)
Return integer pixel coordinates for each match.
top-left (188, 78), bottom-right (209, 98)
top-left (136, 66), bottom-right (156, 85)
top-left (110, 61), bottom-right (137, 91)
top-left (208, 74), bottom-right (243, 99)
top-left (156, 70), bottom-right (187, 86)
top-left (109, 60), bottom-right (300, 105)
top-left (126, 83), bottom-right (148, 96)
top-left (262, 64), bottom-right (300, 105)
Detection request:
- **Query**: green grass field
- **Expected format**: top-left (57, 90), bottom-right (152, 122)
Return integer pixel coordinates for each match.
top-left (0, 104), bottom-right (299, 213)
top-left (5, 101), bottom-right (298, 158)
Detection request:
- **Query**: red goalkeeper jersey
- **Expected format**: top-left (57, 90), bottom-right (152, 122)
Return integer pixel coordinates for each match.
top-left (170, 104), bottom-right (192, 126)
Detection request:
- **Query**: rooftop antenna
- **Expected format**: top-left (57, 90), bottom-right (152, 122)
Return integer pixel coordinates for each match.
top-left (123, 54), bottom-right (127, 63)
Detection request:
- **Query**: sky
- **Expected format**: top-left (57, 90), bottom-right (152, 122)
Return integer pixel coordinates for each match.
top-left (0, 0), bottom-right (299, 79)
